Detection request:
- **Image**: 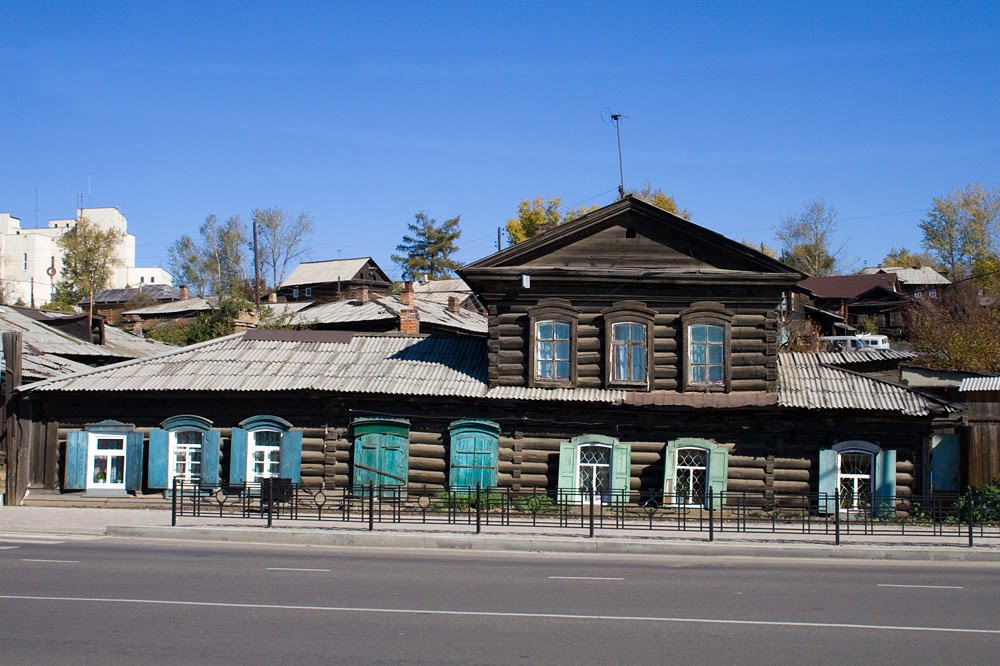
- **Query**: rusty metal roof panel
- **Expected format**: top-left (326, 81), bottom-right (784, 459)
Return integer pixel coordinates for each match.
top-left (485, 386), bottom-right (627, 403)
top-left (959, 377), bottom-right (1000, 392)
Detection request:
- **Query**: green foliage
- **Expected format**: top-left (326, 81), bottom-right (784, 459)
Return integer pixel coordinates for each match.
top-left (627, 181), bottom-right (690, 218)
top-left (145, 297), bottom-right (248, 346)
top-left (879, 247), bottom-right (939, 271)
top-left (514, 493), bottom-right (555, 514)
top-left (950, 483), bottom-right (1000, 522)
top-left (920, 183), bottom-right (1000, 281)
top-left (56, 216), bottom-right (126, 306)
top-left (858, 317), bottom-right (879, 335)
top-left (145, 320), bottom-right (191, 346)
top-left (168, 214), bottom-right (249, 297)
top-left (775, 200), bottom-right (840, 276)
top-left (432, 490), bottom-right (505, 512)
top-left (392, 211), bottom-right (463, 279)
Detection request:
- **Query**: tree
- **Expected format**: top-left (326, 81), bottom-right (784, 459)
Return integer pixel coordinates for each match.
top-left (392, 211), bottom-right (462, 279)
top-left (54, 216), bottom-right (125, 331)
top-left (252, 208), bottom-right (314, 290)
top-left (907, 282), bottom-right (1000, 373)
top-left (920, 183), bottom-right (1000, 281)
top-left (879, 247), bottom-right (939, 270)
top-left (775, 200), bottom-right (841, 276)
top-left (505, 184), bottom-right (687, 245)
top-left (167, 214), bottom-right (249, 297)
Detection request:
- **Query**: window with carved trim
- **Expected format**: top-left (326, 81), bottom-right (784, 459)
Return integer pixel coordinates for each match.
top-left (603, 301), bottom-right (655, 389)
top-left (689, 323), bottom-right (725, 386)
top-left (535, 320), bottom-right (571, 381)
top-left (611, 322), bottom-right (647, 382)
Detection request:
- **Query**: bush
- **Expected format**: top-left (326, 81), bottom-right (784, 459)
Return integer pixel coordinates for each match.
top-left (950, 482), bottom-right (1000, 522)
top-left (515, 494), bottom-right (555, 515)
top-left (432, 490), bottom-right (505, 512)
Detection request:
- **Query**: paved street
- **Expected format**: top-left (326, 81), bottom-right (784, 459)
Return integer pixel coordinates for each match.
top-left (1, 535), bottom-right (999, 664)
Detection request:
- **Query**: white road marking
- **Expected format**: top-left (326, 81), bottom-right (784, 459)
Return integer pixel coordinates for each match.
top-left (21, 559), bottom-right (79, 564)
top-left (0, 538), bottom-right (67, 545)
top-left (266, 567), bottom-right (331, 572)
top-left (877, 584), bottom-right (964, 590)
top-left (548, 576), bottom-right (624, 581)
top-left (0, 594), bottom-right (996, 635)
top-left (0, 546), bottom-right (19, 550)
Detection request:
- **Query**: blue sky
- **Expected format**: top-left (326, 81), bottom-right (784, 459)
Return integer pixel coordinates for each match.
top-left (1, 1), bottom-right (998, 281)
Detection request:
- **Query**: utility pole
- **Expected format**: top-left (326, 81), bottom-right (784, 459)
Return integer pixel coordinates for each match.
top-left (252, 214), bottom-right (260, 309)
top-left (611, 113), bottom-right (625, 200)
top-left (497, 226), bottom-right (502, 252)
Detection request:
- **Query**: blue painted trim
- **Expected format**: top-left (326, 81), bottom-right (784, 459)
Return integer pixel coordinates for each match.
top-left (83, 419), bottom-right (135, 434)
top-left (160, 414), bottom-right (213, 432)
top-left (239, 415), bottom-right (292, 432)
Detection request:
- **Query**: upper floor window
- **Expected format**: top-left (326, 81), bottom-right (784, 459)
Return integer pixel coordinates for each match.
top-left (680, 302), bottom-right (733, 392)
top-left (689, 323), bottom-right (725, 385)
top-left (536, 320), bottom-right (571, 381)
top-left (528, 299), bottom-right (580, 387)
top-left (611, 322), bottom-right (647, 383)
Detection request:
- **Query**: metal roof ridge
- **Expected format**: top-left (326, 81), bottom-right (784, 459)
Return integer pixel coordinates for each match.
top-left (814, 362), bottom-right (958, 412)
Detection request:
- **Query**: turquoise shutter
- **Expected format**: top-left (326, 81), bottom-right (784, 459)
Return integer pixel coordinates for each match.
top-left (382, 432), bottom-right (409, 488)
top-left (931, 435), bottom-right (960, 492)
top-left (875, 449), bottom-right (897, 517)
top-left (707, 446), bottom-right (729, 509)
top-left (818, 448), bottom-right (838, 514)
top-left (556, 441), bottom-right (577, 502)
top-left (64, 430), bottom-right (88, 490)
top-left (610, 442), bottom-right (631, 504)
top-left (125, 432), bottom-right (144, 492)
top-left (450, 432), bottom-right (499, 490)
top-left (229, 428), bottom-right (248, 485)
top-left (662, 442), bottom-right (677, 504)
top-left (147, 428), bottom-right (169, 489)
top-left (201, 430), bottom-right (221, 486)
top-left (352, 433), bottom-right (378, 489)
top-left (279, 430), bottom-right (303, 482)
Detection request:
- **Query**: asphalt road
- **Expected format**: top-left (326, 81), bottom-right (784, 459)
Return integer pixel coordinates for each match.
top-left (0, 534), bottom-right (998, 665)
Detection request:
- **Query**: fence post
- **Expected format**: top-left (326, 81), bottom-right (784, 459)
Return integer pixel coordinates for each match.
top-left (968, 489), bottom-right (975, 548)
top-left (266, 479), bottom-right (274, 528)
top-left (708, 486), bottom-right (714, 542)
top-left (476, 483), bottom-right (482, 535)
top-left (588, 487), bottom-right (595, 538)
top-left (834, 490), bottom-right (841, 546)
top-left (368, 483), bottom-right (375, 532)
top-left (171, 477), bottom-right (178, 527)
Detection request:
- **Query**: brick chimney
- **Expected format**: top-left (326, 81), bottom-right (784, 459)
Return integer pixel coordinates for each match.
top-left (400, 280), bottom-right (414, 307)
top-left (179, 285), bottom-right (189, 300)
top-left (399, 308), bottom-right (419, 334)
top-left (267, 292), bottom-right (277, 303)
top-left (447, 296), bottom-right (460, 313)
top-left (353, 285), bottom-right (369, 304)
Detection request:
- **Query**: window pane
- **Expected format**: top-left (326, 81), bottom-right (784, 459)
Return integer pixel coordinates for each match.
top-left (614, 345), bottom-right (628, 380)
top-left (613, 324), bottom-right (629, 341)
top-left (691, 324), bottom-right (707, 342)
top-left (708, 345), bottom-right (723, 364)
top-left (538, 341), bottom-right (553, 361)
top-left (538, 360), bottom-right (553, 379)
top-left (630, 323), bottom-right (645, 342)
top-left (553, 322), bottom-right (570, 340)
top-left (554, 360), bottom-right (570, 379)
top-left (691, 365), bottom-right (706, 383)
top-left (97, 439), bottom-right (124, 450)
top-left (255, 431), bottom-right (282, 447)
top-left (632, 347), bottom-right (646, 380)
top-left (176, 430), bottom-right (203, 445)
top-left (691, 344), bottom-right (706, 364)
top-left (537, 322), bottom-right (553, 340)
top-left (707, 325), bottom-right (724, 343)
top-left (708, 365), bottom-right (724, 383)
top-left (110, 457), bottom-right (125, 484)
top-left (554, 340), bottom-right (570, 361)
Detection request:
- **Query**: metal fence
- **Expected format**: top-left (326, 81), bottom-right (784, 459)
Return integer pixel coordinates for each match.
top-left (170, 479), bottom-right (1000, 546)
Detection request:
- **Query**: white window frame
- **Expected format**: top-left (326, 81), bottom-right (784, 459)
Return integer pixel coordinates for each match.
top-left (670, 446), bottom-right (708, 504)
top-left (610, 321), bottom-right (648, 383)
top-left (576, 443), bottom-right (613, 504)
top-left (86, 433), bottom-right (127, 490)
top-left (168, 429), bottom-right (204, 485)
top-left (246, 429), bottom-right (282, 484)
top-left (535, 320), bottom-right (572, 382)
top-left (837, 449), bottom-right (874, 512)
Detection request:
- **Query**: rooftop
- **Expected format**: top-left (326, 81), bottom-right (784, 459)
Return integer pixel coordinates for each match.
top-left (279, 257), bottom-right (383, 288)
top-left (798, 273), bottom-right (899, 299)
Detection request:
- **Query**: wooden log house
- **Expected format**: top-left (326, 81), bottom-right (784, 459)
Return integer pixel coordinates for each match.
top-left (6, 198), bottom-right (958, 509)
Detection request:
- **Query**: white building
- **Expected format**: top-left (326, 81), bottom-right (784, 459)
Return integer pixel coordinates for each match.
top-left (0, 207), bottom-right (172, 307)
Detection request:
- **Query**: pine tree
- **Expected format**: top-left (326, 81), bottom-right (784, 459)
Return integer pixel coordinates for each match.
top-left (391, 212), bottom-right (462, 279)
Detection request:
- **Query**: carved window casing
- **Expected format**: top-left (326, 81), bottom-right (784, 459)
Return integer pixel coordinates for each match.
top-left (528, 299), bottom-right (580, 388)
top-left (602, 301), bottom-right (656, 390)
top-left (680, 302), bottom-right (734, 392)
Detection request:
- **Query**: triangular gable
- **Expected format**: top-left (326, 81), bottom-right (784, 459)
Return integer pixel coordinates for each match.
top-left (464, 197), bottom-right (802, 276)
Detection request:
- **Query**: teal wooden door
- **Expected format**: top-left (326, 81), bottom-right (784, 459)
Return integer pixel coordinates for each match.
top-left (449, 419), bottom-right (500, 490)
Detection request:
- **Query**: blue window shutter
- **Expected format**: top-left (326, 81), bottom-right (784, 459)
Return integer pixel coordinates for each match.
top-left (352, 433), bottom-right (375, 489)
top-left (875, 449), bottom-right (897, 517)
top-left (818, 448), bottom-right (838, 514)
top-left (707, 446), bottom-right (729, 509)
top-left (201, 430), bottom-right (221, 486)
top-left (556, 441), bottom-right (577, 501)
top-left (64, 431), bottom-right (87, 490)
top-left (147, 428), bottom-right (169, 489)
top-left (279, 430), bottom-right (303, 482)
top-left (382, 432), bottom-right (409, 488)
top-left (610, 442), bottom-right (631, 503)
top-left (931, 435), bottom-right (960, 492)
top-left (662, 442), bottom-right (678, 503)
top-left (229, 428), bottom-right (248, 485)
top-left (125, 432), bottom-right (144, 492)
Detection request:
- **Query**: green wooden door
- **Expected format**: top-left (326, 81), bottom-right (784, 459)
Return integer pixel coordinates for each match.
top-left (353, 430), bottom-right (409, 496)
top-left (449, 420), bottom-right (500, 490)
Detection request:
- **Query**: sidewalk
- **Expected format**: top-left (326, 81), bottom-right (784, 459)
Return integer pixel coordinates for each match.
top-left (2, 506), bottom-right (999, 562)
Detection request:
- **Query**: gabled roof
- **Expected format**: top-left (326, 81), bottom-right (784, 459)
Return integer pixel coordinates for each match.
top-left (124, 296), bottom-right (217, 316)
top-left (461, 196), bottom-right (803, 282)
top-left (0, 306), bottom-right (127, 360)
top-left (860, 266), bottom-right (952, 286)
top-left (80, 284), bottom-right (179, 306)
top-left (279, 257), bottom-right (390, 288)
top-left (798, 273), bottom-right (899, 300)
top-left (291, 294), bottom-right (487, 335)
top-left (412, 278), bottom-right (474, 304)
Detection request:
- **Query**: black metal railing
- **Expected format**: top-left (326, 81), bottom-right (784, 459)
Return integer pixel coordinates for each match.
top-left (170, 479), bottom-right (1000, 546)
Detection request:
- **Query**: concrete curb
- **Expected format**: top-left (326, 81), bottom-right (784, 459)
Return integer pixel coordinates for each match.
top-left (105, 525), bottom-right (1000, 562)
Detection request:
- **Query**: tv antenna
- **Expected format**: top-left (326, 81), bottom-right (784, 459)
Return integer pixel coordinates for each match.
top-left (602, 108), bottom-right (627, 199)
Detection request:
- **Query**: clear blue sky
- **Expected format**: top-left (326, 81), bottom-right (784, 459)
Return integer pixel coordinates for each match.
top-left (1, 1), bottom-right (998, 281)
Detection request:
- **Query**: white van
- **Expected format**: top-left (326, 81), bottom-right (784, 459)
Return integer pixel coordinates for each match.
top-left (820, 334), bottom-right (891, 351)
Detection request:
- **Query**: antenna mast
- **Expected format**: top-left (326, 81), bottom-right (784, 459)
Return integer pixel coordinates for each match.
top-left (610, 112), bottom-right (625, 199)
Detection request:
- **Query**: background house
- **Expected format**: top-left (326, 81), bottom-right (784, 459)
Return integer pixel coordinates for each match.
top-left (860, 265), bottom-right (951, 300)
top-left (276, 257), bottom-right (391, 304)
top-left (798, 273), bottom-right (908, 339)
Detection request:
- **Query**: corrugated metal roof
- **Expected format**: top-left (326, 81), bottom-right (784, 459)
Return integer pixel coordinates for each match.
top-left (859, 266), bottom-right (952, 285)
top-left (80, 285), bottom-right (179, 305)
top-left (102, 325), bottom-right (178, 358)
top-left (811, 349), bottom-right (916, 365)
top-left (25, 334), bottom-right (945, 416)
top-left (959, 377), bottom-right (1000, 392)
top-left (798, 273), bottom-right (898, 299)
top-left (291, 295), bottom-right (487, 335)
top-left (124, 296), bottom-right (216, 316)
top-left (412, 278), bottom-right (473, 304)
top-left (22, 353), bottom-right (95, 381)
top-left (778, 353), bottom-right (941, 416)
top-left (280, 258), bottom-right (372, 288)
top-left (0, 307), bottom-right (126, 359)
top-left (291, 299), bottom-right (396, 325)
